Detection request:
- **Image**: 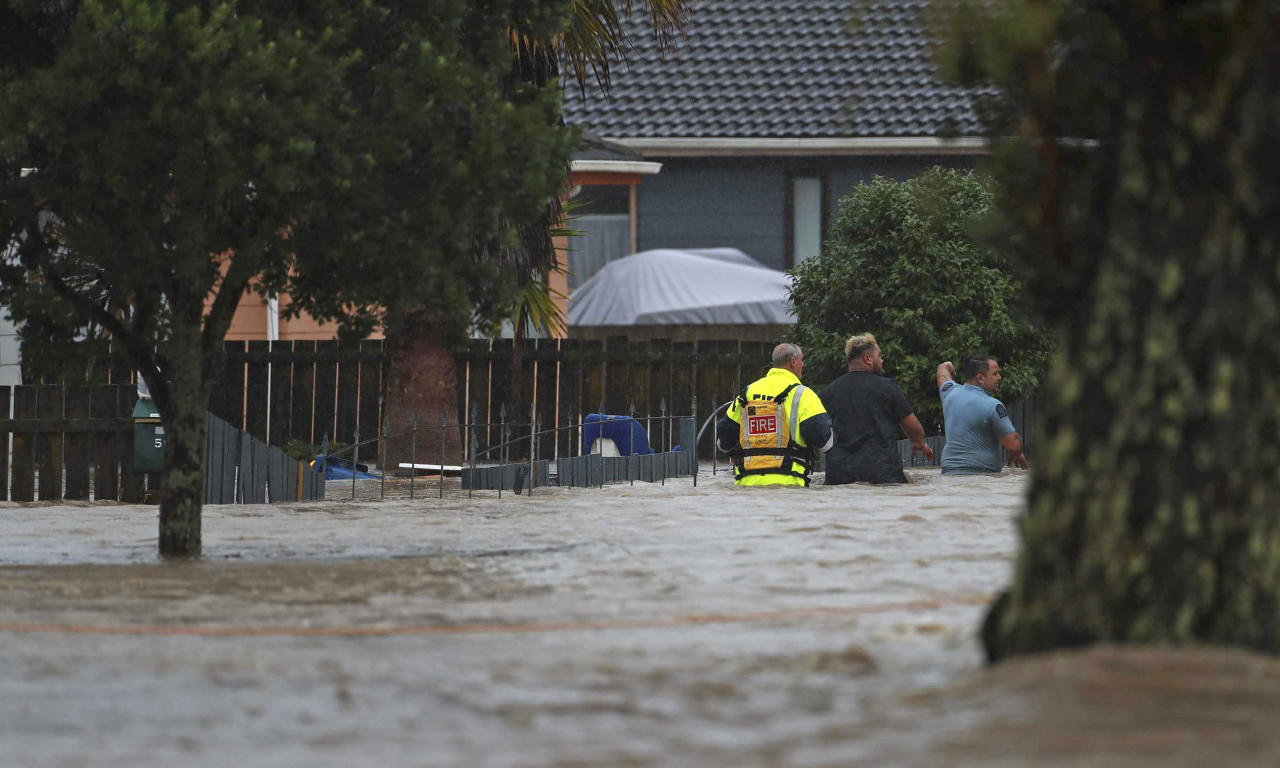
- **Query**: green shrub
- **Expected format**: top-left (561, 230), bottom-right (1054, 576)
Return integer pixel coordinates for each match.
top-left (282, 438), bottom-right (350, 463)
top-left (788, 167), bottom-right (1052, 432)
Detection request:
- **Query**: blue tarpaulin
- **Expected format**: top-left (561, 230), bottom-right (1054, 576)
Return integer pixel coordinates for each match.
top-left (582, 414), bottom-right (654, 456)
top-left (314, 454), bottom-right (380, 481)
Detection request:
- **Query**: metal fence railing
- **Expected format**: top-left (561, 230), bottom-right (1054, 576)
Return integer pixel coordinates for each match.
top-left (316, 405), bottom-right (701, 501)
top-left (315, 393), bottom-right (1041, 502)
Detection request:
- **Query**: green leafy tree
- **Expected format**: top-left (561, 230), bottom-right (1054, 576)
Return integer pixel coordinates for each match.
top-left (0, 0), bottom-right (575, 556)
top-left (788, 167), bottom-right (1051, 431)
top-left (934, 1), bottom-right (1280, 660)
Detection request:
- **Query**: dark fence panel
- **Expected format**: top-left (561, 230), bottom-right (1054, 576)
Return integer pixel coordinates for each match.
top-left (358, 340), bottom-right (383, 455)
top-left (11, 386), bottom-right (38, 502)
top-left (290, 340), bottom-right (318, 444)
top-left (63, 387), bottom-right (92, 500)
top-left (244, 341), bottom-right (271, 441)
top-left (487, 339), bottom-right (513, 456)
top-left (335, 341), bottom-right (361, 448)
top-left (0, 389), bottom-right (325, 504)
top-left (534, 338), bottom-right (559, 461)
top-left (556, 448), bottom-right (697, 487)
top-left (464, 340), bottom-right (492, 462)
top-left (267, 348), bottom-right (291, 448)
top-left (0, 384), bottom-right (137, 502)
top-left (36, 385), bottom-right (63, 501)
top-left (554, 339), bottom-right (580, 460)
top-left (312, 340), bottom-right (338, 445)
top-left (205, 413), bottom-right (235, 504)
top-left (460, 338), bottom-right (762, 461)
top-left (1005, 397), bottom-right (1038, 453)
top-left (0, 386), bottom-right (8, 501)
top-left (461, 460), bottom-right (550, 492)
top-left (582, 339), bottom-right (605, 418)
top-left (119, 385), bottom-right (145, 503)
top-left (211, 338), bottom-right (387, 449)
top-left (212, 340), bottom-right (246, 430)
top-left (91, 386), bottom-right (122, 501)
top-left (202, 413), bottom-right (323, 504)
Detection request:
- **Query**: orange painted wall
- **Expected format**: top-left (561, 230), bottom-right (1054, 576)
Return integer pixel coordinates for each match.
top-left (553, 170), bottom-right (644, 338)
top-left (219, 289), bottom-right (384, 342)
top-left (550, 233), bottom-right (570, 338)
top-left (216, 166), bottom-right (641, 343)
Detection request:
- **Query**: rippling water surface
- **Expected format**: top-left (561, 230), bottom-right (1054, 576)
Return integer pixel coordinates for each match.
top-left (2, 469), bottom-right (1274, 766)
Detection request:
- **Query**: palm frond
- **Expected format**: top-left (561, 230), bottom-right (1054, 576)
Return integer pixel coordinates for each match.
top-left (560, 0), bottom-right (690, 94)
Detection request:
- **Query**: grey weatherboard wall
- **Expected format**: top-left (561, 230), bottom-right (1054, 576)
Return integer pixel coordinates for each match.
top-left (636, 155), bottom-right (977, 271)
top-left (636, 158), bottom-right (787, 268)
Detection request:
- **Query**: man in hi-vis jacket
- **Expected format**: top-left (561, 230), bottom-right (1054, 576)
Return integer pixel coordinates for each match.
top-left (716, 343), bottom-right (833, 487)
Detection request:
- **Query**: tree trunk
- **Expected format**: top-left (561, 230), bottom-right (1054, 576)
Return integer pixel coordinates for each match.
top-left (382, 313), bottom-right (463, 472)
top-left (984, 9), bottom-right (1280, 660)
top-left (156, 320), bottom-right (213, 558)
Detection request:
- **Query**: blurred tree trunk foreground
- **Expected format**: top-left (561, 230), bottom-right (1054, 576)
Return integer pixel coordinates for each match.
top-left (937, 2), bottom-right (1280, 659)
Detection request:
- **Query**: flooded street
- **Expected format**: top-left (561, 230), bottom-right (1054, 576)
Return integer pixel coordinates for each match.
top-left (2, 469), bottom-right (1278, 766)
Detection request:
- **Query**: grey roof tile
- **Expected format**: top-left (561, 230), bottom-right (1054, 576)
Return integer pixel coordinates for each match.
top-left (564, 0), bottom-right (979, 139)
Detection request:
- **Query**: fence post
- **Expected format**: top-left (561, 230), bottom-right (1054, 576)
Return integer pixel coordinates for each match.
top-left (659, 398), bottom-right (667, 486)
top-left (566, 406), bottom-right (575, 489)
top-left (469, 403), bottom-right (477, 499)
top-left (691, 395), bottom-right (698, 487)
top-left (498, 404), bottom-right (507, 499)
top-left (440, 408), bottom-right (447, 500)
top-left (552, 396), bottom-right (560, 465)
top-left (319, 434), bottom-right (330, 478)
top-left (352, 425), bottom-right (359, 500)
top-left (410, 411), bottom-right (417, 500)
top-left (628, 401), bottom-right (635, 487)
top-left (381, 418), bottom-right (388, 501)
top-left (528, 404), bottom-right (536, 496)
top-left (711, 391), bottom-right (718, 476)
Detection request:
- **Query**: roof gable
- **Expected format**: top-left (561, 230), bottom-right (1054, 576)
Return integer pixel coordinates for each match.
top-left (563, 0), bottom-right (980, 140)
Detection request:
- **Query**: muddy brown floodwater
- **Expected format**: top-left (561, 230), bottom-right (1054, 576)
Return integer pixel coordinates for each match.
top-left (1, 468), bottom-right (1278, 767)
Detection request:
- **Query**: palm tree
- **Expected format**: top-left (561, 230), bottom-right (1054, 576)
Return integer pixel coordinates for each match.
top-left (499, 0), bottom-right (690, 430)
top-left (500, 0), bottom-right (688, 309)
top-left (384, 1), bottom-right (690, 468)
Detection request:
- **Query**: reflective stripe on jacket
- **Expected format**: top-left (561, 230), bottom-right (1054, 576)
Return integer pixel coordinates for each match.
top-left (720, 368), bottom-right (830, 487)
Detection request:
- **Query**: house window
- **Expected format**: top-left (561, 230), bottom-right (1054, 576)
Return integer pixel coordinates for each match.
top-left (567, 185), bottom-right (631, 290)
top-left (792, 176), bottom-right (823, 266)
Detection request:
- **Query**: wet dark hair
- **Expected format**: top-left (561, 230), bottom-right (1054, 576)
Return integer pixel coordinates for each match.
top-left (962, 355), bottom-right (996, 380)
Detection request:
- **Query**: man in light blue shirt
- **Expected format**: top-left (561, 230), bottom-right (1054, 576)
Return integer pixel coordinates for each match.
top-left (936, 356), bottom-right (1027, 474)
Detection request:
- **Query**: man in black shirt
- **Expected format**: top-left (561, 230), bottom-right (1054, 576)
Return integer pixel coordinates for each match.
top-left (820, 333), bottom-right (933, 484)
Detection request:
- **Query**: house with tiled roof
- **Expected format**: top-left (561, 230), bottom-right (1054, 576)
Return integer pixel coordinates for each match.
top-left (563, 0), bottom-right (983, 274)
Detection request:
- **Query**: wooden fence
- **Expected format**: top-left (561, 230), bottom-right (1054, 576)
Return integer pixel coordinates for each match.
top-left (458, 337), bottom-right (777, 461)
top-left (0, 384), bottom-right (157, 502)
top-left (30, 337), bottom-right (1041, 467)
top-left (211, 339), bottom-right (387, 450)
top-left (27, 340), bottom-right (390, 454)
top-left (204, 414), bottom-right (325, 504)
top-left (455, 338), bottom-right (1041, 461)
top-left (0, 384), bottom-right (324, 503)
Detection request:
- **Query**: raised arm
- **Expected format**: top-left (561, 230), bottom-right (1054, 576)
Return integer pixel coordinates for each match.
top-left (936, 361), bottom-right (957, 391)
